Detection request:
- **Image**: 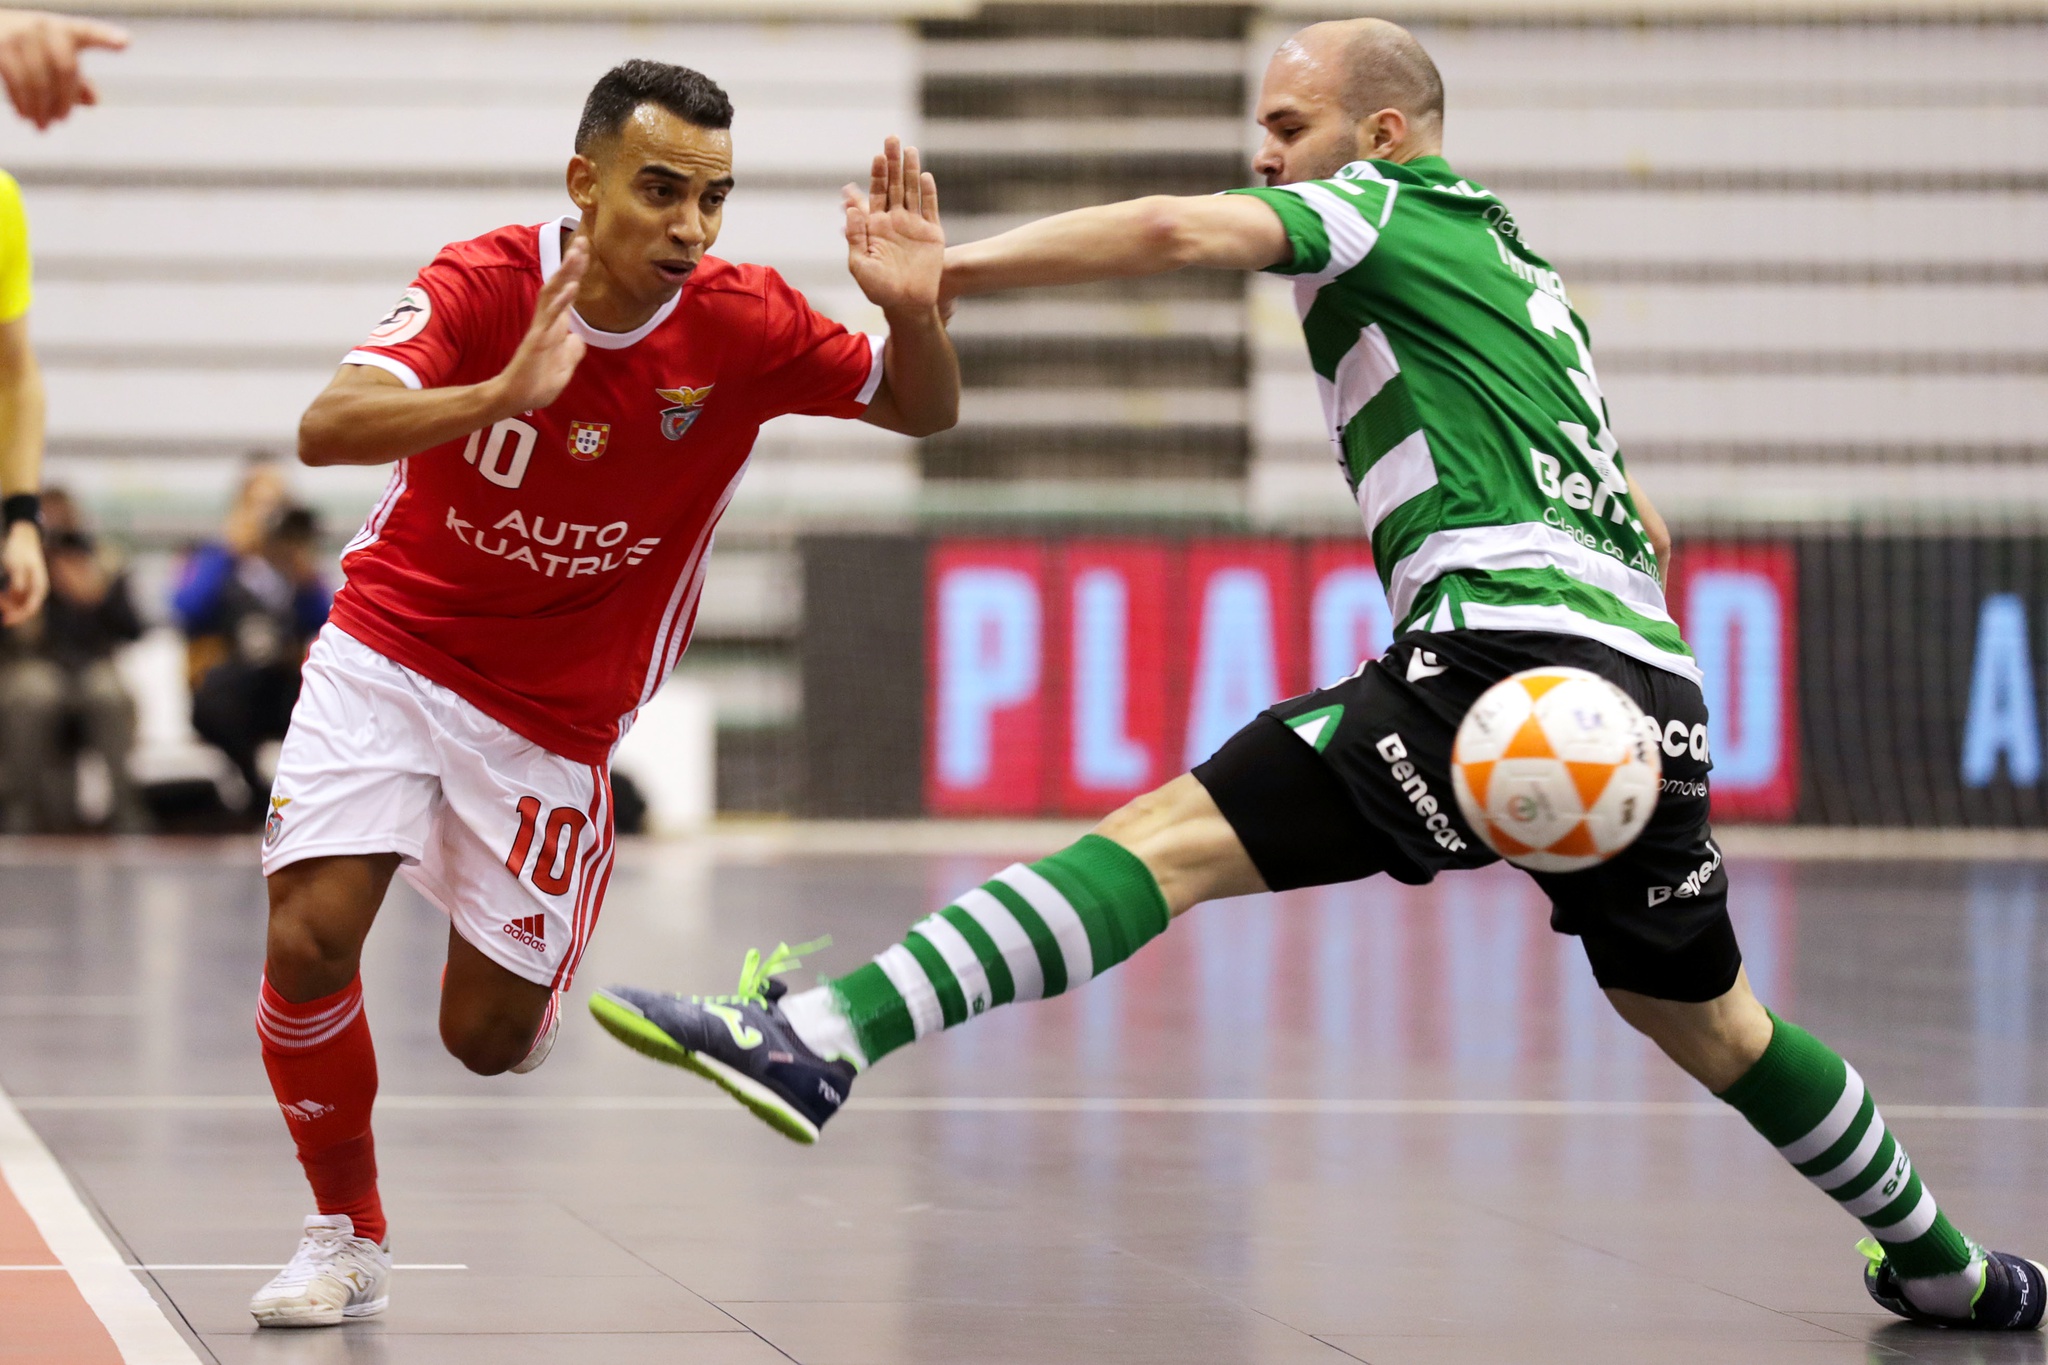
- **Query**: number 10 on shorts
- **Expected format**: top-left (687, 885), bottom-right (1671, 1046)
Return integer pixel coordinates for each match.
top-left (506, 795), bottom-right (589, 896)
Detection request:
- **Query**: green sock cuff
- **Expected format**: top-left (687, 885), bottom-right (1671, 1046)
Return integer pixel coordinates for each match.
top-left (1032, 834), bottom-right (1170, 976)
top-left (1716, 1013), bottom-right (1851, 1148)
top-left (1882, 1211), bottom-right (1976, 1279)
top-left (828, 962), bottom-right (914, 1065)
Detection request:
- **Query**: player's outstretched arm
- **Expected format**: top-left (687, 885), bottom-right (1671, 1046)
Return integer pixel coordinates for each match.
top-left (941, 195), bottom-right (1290, 301)
top-left (0, 9), bottom-right (126, 130)
top-left (299, 238), bottom-right (591, 467)
top-left (845, 138), bottom-right (958, 438)
top-left (1630, 472), bottom-right (1672, 587)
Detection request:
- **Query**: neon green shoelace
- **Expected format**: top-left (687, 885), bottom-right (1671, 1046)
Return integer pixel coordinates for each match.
top-left (694, 937), bottom-right (831, 1007)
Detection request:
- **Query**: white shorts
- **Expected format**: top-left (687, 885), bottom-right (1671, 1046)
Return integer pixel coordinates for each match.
top-left (264, 625), bottom-right (616, 990)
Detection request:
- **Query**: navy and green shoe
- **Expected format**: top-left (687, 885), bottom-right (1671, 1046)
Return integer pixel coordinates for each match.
top-left (1861, 1239), bottom-right (2048, 1331)
top-left (590, 941), bottom-right (855, 1145)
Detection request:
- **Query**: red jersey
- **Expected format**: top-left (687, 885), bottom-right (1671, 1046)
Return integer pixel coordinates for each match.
top-left (332, 217), bottom-right (881, 763)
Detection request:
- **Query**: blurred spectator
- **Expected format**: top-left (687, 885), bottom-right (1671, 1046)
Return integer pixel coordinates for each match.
top-left (173, 453), bottom-right (289, 683)
top-left (177, 501), bottom-right (332, 814)
top-left (0, 487), bottom-right (146, 831)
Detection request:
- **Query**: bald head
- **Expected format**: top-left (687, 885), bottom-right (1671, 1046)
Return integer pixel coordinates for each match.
top-left (1253, 19), bottom-right (1445, 186)
top-left (1309, 19), bottom-right (1443, 127)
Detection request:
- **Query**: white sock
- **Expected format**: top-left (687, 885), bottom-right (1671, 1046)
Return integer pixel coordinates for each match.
top-left (781, 986), bottom-right (868, 1070)
top-left (1900, 1255), bottom-right (1986, 1318)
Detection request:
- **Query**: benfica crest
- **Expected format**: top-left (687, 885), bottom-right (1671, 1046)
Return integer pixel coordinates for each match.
top-left (567, 422), bottom-right (610, 460)
top-left (656, 384), bottom-right (714, 441)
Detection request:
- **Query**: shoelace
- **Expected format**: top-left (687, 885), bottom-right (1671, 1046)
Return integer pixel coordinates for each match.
top-left (271, 1228), bottom-right (347, 1288)
top-left (694, 937), bottom-right (831, 1006)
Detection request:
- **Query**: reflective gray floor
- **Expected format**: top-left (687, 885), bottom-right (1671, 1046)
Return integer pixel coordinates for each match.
top-left (6, 840), bottom-right (2048, 1363)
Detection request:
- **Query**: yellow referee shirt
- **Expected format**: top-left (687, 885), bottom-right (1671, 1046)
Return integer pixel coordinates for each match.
top-left (0, 172), bottom-right (30, 324)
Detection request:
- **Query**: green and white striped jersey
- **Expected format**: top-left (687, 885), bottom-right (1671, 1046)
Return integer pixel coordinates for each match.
top-left (1230, 155), bottom-right (1696, 681)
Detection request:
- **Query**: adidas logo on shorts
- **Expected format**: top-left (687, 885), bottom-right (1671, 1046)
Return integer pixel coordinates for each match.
top-left (502, 914), bottom-right (547, 952)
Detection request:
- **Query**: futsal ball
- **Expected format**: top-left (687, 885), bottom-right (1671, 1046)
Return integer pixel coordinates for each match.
top-left (1449, 666), bottom-right (1661, 874)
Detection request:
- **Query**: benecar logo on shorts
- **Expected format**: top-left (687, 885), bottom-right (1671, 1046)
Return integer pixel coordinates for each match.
top-left (1647, 841), bottom-right (1723, 907)
top-left (1376, 732), bottom-right (1468, 852)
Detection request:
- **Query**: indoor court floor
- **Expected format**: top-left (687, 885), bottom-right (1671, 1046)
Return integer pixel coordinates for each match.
top-left (5, 836), bottom-right (2048, 1364)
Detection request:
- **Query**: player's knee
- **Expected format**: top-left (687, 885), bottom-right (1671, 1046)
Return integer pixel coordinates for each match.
top-left (1606, 976), bottom-right (1772, 1092)
top-left (439, 1002), bottom-right (541, 1076)
top-left (263, 857), bottom-right (389, 999)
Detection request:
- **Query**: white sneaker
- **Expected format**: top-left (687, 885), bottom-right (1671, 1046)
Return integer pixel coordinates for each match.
top-left (248, 1214), bottom-right (391, 1327)
top-left (510, 991), bottom-right (562, 1075)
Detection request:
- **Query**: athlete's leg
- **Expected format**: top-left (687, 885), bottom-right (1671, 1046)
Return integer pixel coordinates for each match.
top-left (591, 697), bottom-right (1407, 1139)
top-left (260, 854), bottom-right (394, 1246)
top-left (440, 923), bottom-right (553, 1075)
top-left (1606, 968), bottom-right (2027, 1323)
top-left (1544, 645), bottom-right (2042, 1329)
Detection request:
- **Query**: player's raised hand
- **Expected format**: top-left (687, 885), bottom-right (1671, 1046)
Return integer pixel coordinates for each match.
top-left (844, 137), bottom-right (944, 314)
top-left (0, 10), bottom-right (127, 130)
top-left (492, 235), bottom-right (590, 416)
top-left (0, 519), bottom-right (46, 626)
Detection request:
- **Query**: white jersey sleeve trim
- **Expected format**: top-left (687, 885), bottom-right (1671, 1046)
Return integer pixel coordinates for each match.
top-left (343, 351), bottom-right (422, 390)
top-left (856, 333), bottom-right (887, 406)
top-left (1285, 180), bottom-right (1380, 284)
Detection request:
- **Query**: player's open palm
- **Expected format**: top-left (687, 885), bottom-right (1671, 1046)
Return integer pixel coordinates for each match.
top-left (844, 137), bottom-right (944, 313)
top-left (494, 235), bottom-right (589, 415)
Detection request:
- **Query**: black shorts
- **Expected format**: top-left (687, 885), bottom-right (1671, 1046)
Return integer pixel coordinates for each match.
top-left (1191, 629), bottom-right (1738, 1003)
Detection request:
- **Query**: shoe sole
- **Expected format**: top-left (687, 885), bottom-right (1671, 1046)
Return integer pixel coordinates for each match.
top-left (588, 992), bottom-right (820, 1145)
top-left (251, 1295), bottom-right (386, 1328)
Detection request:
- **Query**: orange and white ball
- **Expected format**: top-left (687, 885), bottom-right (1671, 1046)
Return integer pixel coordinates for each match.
top-left (1449, 666), bottom-right (1662, 874)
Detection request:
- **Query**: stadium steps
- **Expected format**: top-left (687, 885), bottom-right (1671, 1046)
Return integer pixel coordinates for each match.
top-left (918, 2), bottom-right (1256, 490)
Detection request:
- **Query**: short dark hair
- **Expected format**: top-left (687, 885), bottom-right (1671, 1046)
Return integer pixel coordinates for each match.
top-left (576, 60), bottom-right (733, 153)
top-left (269, 505), bottom-right (320, 546)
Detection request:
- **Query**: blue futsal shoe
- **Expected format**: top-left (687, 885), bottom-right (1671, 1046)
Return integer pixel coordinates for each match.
top-left (1861, 1239), bottom-right (2048, 1330)
top-left (590, 941), bottom-right (854, 1145)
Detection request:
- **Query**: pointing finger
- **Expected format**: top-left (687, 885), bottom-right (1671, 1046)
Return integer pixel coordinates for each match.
top-left (68, 19), bottom-right (130, 51)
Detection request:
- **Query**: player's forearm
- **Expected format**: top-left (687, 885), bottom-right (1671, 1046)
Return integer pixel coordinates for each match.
top-left (877, 306), bottom-right (959, 437)
top-left (1629, 473), bottom-right (1672, 586)
top-left (299, 373), bottom-right (515, 467)
top-left (942, 195), bottom-right (1286, 299)
top-left (944, 199), bottom-right (1193, 298)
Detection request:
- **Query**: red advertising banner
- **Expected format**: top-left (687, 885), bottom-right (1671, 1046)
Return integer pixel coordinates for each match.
top-left (1054, 542), bottom-right (1176, 814)
top-left (1670, 543), bottom-right (1800, 822)
top-left (925, 537), bottom-right (1799, 822)
top-left (925, 541), bottom-right (1048, 815)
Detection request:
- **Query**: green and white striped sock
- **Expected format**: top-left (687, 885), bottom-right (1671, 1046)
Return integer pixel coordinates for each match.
top-left (1719, 1015), bottom-right (1980, 1309)
top-left (783, 834), bottom-right (1170, 1069)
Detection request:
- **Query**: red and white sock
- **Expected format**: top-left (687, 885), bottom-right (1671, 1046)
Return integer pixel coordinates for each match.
top-left (256, 975), bottom-right (386, 1246)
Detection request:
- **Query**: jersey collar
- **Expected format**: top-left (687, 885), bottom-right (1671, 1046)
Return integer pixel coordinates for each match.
top-left (537, 217), bottom-right (684, 351)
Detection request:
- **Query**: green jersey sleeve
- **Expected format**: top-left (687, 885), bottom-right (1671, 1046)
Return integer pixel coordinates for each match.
top-left (1226, 174), bottom-right (1392, 279)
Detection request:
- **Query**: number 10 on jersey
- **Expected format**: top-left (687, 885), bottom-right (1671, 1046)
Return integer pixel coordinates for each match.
top-left (506, 795), bottom-right (588, 896)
